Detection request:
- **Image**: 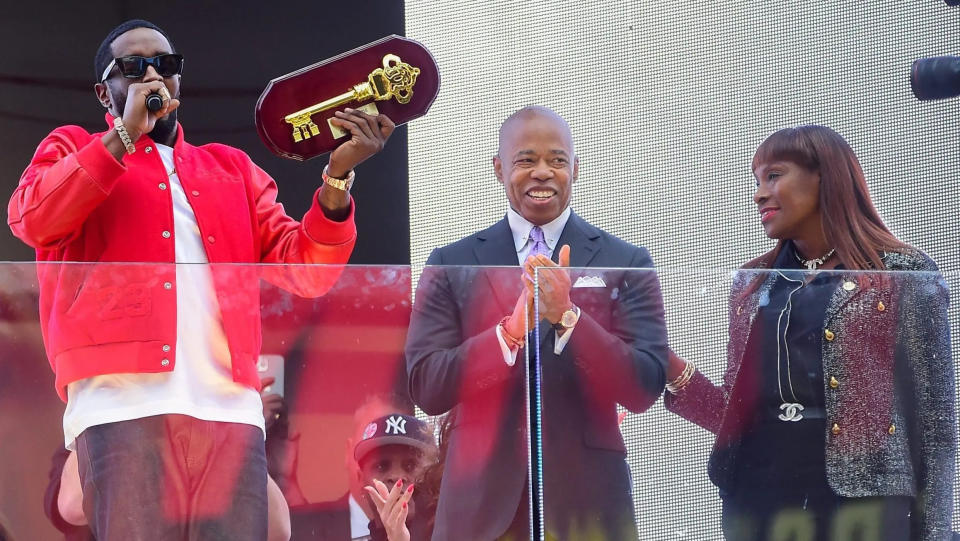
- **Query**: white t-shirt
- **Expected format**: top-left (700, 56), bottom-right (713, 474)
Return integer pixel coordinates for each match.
top-left (349, 493), bottom-right (372, 540)
top-left (62, 143), bottom-right (264, 448)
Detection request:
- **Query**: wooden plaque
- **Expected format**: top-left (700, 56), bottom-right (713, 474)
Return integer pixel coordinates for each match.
top-left (255, 35), bottom-right (440, 161)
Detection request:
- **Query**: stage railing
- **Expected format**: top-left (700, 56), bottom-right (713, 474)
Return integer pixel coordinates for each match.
top-left (0, 262), bottom-right (955, 540)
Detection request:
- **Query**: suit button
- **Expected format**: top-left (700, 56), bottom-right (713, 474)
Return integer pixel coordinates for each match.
top-left (163, 282), bottom-right (173, 290)
top-left (145, 146), bottom-right (153, 153)
top-left (207, 236), bottom-right (216, 244)
top-left (843, 281), bottom-right (856, 291)
top-left (162, 230), bottom-right (171, 239)
top-left (160, 359), bottom-right (170, 367)
top-left (192, 190), bottom-right (200, 196)
top-left (736, 306), bottom-right (743, 315)
top-left (162, 344), bottom-right (171, 352)
top-left (831, 423), bottom-right (841, 435)
top-left (829, 376), bottom-right (839, 389)
top-left (159, 183), bottom-right (167, 190)
top-left (877, 301), bottom-right (885, 312)
top-left (888, 424), bottom-right (896, 435)
top-left (824, 329), bottom-right (835, 341)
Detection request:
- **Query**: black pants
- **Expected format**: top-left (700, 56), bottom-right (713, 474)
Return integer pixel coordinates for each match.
top-left (76, 414), bottom-right (267, 541)
top-left (721, 486), bottom-right (911, 541)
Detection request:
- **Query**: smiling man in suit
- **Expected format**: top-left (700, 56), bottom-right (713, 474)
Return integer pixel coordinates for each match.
top-left (405, 106), bottom-right (668, 540)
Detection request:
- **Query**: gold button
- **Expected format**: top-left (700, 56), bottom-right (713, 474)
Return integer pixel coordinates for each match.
top-left (829, 376), bottom-right (839, 389)
top-left (832, 423), bottom-right (840, 435)
top-left (824, 329), bottom-right (835, 341)
top-left (888, 424), bottom-right (896, 435)
top-left (877, 301), bottom-right (885, 312)
top-left (843, 281), bottom-right (856, 291)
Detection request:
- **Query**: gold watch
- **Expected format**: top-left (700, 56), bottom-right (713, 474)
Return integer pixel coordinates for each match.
top-left (552, 305), bottom-right (580, 331)
top-left (322, 165), bottom-right (355, 191)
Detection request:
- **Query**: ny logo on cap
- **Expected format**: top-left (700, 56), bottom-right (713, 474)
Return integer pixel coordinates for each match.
top-left (385, 415), bottom-right (407, 435)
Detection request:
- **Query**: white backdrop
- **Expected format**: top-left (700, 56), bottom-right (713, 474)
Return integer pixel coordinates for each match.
top-left (406, 1), bottom-right (960, 538)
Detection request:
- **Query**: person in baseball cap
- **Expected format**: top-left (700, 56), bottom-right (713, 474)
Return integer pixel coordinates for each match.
top-left (355, 413), bottom-right (437, 541)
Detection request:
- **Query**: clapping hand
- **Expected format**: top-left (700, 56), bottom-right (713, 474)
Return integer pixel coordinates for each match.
top-left (363, 479), bottom-right (414, 541)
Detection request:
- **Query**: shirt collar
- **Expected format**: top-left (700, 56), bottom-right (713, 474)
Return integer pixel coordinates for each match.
top-left (506, 206), bottom-right (572, 254)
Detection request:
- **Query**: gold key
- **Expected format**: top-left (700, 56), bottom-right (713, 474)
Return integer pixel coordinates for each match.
top-left (284, 54), bottom-right (421, 142)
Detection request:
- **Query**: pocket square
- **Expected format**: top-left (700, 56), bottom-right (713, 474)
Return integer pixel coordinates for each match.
top-left (573, 275), bottom-right (606, 288)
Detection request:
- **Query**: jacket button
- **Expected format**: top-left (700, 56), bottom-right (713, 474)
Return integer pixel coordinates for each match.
top-left (162, 344), bottom-right (171, 352)
top-left (207, 236), bottom-right (216, 244)
top-left (145, 146), bottom-right (152, 153)
top-left (843, 281), bottom-right (856, 291)
top-left (159, 183), bottom-right (167, 190)
top-left (162, 230), bottom-right (171, 239)
top-left (831, 423), bottom-right (841, 435)
top-left (877, 301), bottom-right (885, 312)
top-left (163, 282), bottom-right (173, 290)
top-left (824, 329), bottom-right (835, 341)
top-left (736, 306), bottom-right (743, 315)
top-left (160, 359), bottom-right (170, 367)
top-left (829, 376), bottom-right (839, 389)
top-left (191, 190), bottom-right (200, 196)
top-left (888, 424), bottom-right (896, 435)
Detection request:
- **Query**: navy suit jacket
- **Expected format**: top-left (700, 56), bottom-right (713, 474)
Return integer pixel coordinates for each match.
top-left (406, 212), bottom-right (668, 540)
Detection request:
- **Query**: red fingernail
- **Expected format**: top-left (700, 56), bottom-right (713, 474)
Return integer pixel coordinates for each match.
top-left (395, 479), bottom-right (403, 488)
top-left (403, 502), bottom-right (407, 509)
top-left (407, 484), bottom-right (415, 493)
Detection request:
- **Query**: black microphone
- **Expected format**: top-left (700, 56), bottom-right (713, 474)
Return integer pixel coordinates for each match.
top-left (910, 55), bottom-right (960, 101)
top-left (145, 92), bottom-right (164, 112)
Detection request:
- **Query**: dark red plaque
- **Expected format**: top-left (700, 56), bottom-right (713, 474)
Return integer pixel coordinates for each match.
top-left (255, 35), bottom-right (440, 161)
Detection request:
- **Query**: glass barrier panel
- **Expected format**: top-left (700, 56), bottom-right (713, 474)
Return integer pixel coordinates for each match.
top-left (0, 262), bottom-right (541, 541)
top-left (534, 266), bottom-right (959, 541)
top-left (407, 264), bottom-right (536, 541)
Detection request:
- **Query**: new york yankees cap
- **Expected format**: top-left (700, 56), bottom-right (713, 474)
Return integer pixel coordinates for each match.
top-left (353, 412), bottom-right (435, 463)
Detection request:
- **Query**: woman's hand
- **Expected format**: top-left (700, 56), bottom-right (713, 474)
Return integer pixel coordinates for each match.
top-left (364, 478), bottom-right (414, 541)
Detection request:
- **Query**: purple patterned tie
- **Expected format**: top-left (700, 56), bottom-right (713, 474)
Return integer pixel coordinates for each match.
top-left (528, 226), bottom-right (550, 258)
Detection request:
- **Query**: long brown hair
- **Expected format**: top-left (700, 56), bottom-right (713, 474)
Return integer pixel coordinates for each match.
top-left (749, 125), bottom-right (908, 271)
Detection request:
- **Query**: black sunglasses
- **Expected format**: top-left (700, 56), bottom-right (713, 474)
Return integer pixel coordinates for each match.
top-left (100, 54), bottom-right (184, 82)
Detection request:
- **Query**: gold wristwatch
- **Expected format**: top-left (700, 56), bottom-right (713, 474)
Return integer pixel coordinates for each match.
top-left (322, 165), bottom-right (355, 191)
top-left (552, 305), bottom-right (580, 332)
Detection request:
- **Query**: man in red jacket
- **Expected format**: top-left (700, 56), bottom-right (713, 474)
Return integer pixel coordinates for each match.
top-left (8, 19), bottom-right (395, 541)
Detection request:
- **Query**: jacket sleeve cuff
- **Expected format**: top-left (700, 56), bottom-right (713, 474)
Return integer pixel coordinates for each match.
top-left (74, 136), bottom-right (127, 194)
top-left (301, 187), bottom-right (357, 246)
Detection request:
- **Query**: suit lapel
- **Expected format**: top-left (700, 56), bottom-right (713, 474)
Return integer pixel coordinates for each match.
top-left (473, 217), bottom-right (523, 313)
top-left (556, 212), bottom-right (600, 268)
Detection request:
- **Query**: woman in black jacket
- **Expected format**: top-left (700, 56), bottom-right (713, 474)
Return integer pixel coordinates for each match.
top-left (665, 125), bottom-right (955, 541)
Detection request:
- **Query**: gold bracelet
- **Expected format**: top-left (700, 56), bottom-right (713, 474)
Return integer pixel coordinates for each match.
top-left (322, 165), bottom-right (355, 191)
top-left (665, 359), bottom-right (695, 394)
top-left (113, 117), bottom-right (136, 155)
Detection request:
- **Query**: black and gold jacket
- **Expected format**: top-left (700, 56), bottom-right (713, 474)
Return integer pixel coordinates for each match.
top-left (665, 249), bottom-right (956, 541)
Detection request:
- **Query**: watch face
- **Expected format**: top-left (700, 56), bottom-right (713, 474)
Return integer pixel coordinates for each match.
top-left (561, 309), bottom-right (578, 328)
